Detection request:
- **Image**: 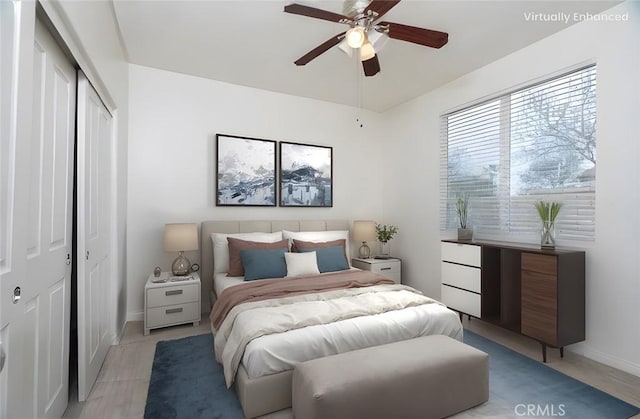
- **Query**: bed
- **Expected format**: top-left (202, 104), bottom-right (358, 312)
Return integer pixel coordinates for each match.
top-left (201, 220), bottom-right (463, 418)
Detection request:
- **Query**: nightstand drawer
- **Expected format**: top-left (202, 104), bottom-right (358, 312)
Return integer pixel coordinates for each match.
top-left (147, 283), bottom-right (199, 308)
top-left (441, 242), bottom-right (481, 267)
top-left (370, 262), bottom-right (400, 276)
top-left (146, 302), bottom-right (200, 329)
top-left (441, 261), bottom-right (481, 293)
top-left (441, 284), bottom-right (481, 317)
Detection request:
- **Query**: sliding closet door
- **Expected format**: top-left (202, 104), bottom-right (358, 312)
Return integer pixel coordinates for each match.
top-left (0, 1), bottom-right (31, 417)
top-left (0, 6), bottom-right (76, 418)
top-left (77, 71), bottom-right (113, 401)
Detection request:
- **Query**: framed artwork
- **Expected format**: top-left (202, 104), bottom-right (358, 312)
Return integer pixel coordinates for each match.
top-left (216, 134), bottom-right (277, 206)
top-left (279, 141), bottom-right (333, 207)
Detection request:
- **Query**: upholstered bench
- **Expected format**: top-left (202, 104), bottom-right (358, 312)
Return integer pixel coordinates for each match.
top-left (292, 334), bottom-right (489, 419)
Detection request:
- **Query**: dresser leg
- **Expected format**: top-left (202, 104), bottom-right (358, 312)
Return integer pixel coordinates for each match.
top-left (560, 347), bottom-right (564, 358)
top-left (468, 314), bottom-right (471, 321)
top-left (459, 312), bottom-right (463, 322)
top-left (541, 343), bottom-right (547, 363)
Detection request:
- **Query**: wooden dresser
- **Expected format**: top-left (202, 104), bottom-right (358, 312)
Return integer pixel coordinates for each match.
top-left (441, 239), bottom-right (585, 362)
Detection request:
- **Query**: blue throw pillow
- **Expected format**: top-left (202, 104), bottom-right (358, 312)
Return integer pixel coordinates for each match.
top-left (299, 245), bottom-right (349, 273)
top-left (240, 248), bottom-right (287, 281)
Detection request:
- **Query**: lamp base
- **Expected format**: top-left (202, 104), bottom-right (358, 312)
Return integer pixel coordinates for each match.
top-left (171, 251), bottom-right (191, 276)
top-left (358, 242), bottom-right (371, 259)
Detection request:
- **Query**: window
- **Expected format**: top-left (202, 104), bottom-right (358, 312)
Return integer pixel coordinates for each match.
top-left (440, 65), bottom-right (596, 242)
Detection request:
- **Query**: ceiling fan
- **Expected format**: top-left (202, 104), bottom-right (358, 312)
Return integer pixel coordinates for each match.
top-left (284, 0), bottom-right (449, 77)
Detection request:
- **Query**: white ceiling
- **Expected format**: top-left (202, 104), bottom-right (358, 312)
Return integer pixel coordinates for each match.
top-left (112, 0), bottom-right (620, 112)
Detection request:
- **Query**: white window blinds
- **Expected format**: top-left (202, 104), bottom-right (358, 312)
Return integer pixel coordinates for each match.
top-left (440, 65), bottom-right (596, 242)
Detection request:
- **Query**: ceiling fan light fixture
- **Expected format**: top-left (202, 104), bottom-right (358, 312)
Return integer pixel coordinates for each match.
top-left (359, 41), bottom-right (375, 61)
top-left (346, 27), bottom-right (366, 48)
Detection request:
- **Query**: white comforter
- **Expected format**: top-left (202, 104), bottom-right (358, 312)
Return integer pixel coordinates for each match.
top-left (214, 283), bottom-right (463, 386)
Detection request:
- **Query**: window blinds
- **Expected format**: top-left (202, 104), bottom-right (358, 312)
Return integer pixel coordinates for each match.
top-left (440, 65), bottom-right (596, 242)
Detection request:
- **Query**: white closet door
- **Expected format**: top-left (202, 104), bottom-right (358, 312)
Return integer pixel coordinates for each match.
top-left (0, 6), bottom-right (76, 418)
top-left (77, 71), bottom-right (113, 402)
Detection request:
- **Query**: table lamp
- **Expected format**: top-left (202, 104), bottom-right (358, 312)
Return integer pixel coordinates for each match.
top-left (352, 220), bottom-right (377, 259)
top-left (164, 223), bottom-right (198, 276)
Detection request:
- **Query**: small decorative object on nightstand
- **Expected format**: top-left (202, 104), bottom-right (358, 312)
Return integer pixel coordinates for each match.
top-left (375, 224), bottom-right (398, 257)
top-left (153, 266), bottom-right (161, 277)
top-left (352, 220), bottom-right (377, 259)
top-left (352, 257), bottom-right (402, 284)
top-left (144, 271), bottom-right (201, 335)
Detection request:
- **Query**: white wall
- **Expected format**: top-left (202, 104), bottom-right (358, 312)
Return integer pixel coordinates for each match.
top-left (43, 1), bottom-right (129, 340)
top-left (127, 64), bottom-right (385, 319)
top-left (383, 2), bottom-right (640, 376)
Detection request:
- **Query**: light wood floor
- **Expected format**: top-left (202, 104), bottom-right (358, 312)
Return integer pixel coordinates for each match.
top-left (63, 314), bottom-right (640, 419)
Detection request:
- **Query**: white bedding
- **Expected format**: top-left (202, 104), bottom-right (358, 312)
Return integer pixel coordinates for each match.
top-left (241, 300), bottom-right (462, 378)
top-left (214, 273), bottom-right (244, 296)
top-left (212, 270), bottom-right (463, 382)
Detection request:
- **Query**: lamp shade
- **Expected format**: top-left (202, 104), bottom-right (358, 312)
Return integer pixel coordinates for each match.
top-left (164, 223), bottom-right (198, 252)
top-left (359, 41), bottom-right (375, 61)
top-left (352, 220), bottom-right (377, 242)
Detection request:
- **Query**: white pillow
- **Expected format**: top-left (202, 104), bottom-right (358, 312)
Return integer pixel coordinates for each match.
top-left (285, 252), bottom-right (320, 277)
top-left (211, 231), bottom-right (283, 274)
top-left (282, 230), bottom-right (351, 261)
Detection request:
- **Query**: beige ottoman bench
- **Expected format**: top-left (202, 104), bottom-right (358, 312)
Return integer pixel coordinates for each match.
top-left (292, 334), bottom-right (489, 419)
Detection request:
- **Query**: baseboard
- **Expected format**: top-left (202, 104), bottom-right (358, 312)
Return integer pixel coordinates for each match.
top-left (581, 346), bottom-right (640, 378)
top-left (127, 310), bottom-right (144, 322)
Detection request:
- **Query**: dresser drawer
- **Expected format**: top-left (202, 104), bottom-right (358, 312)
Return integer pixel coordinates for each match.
top-left (147, 283), bottom-right (199, 308)
top-left (441, 242), bottom-right (481, 267)
top-left (146, 302), bottom-right (200, 329)
top-left (441, 262), bottom-right (481, 293)
top-left (441, 284), bottom-right (481, 317)
top-left (522, 253), bottom-right (557, 276)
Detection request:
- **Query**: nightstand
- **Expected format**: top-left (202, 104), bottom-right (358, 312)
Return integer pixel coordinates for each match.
top-left (352, 258), bottom-right (402, 284)
top-left (144, 272), bottom-right (201, 335)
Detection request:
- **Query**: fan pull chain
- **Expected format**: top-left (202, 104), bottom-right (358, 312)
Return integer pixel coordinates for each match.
top-left (355, 53), bottom-right (364, 128)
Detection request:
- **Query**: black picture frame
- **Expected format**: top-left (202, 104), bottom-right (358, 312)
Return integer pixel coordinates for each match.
top-left (279, 141), bottom-right (333, 207)
top-left (216, 134), bottom-right (277, 207)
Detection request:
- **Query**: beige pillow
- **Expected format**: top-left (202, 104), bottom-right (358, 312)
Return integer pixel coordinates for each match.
top-left (285, 252), bottom-right (320, 277)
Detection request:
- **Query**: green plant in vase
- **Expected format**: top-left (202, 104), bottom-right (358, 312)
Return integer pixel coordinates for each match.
top-left (375, 224), bottom-right (398, 257)
top-left (456, 195), bottom-right (473, 240)
top-left (534, 201), bottom-right (563, 248)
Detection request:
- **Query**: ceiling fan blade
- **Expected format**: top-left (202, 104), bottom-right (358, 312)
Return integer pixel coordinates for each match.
top-left (362, 55), bottom-right (381, 77)
top-left (294, 32), bottom-right (346, 66)
top-left (284, 4), bottom-right (351, 24)
top-left (381, 21), bottom-right (448, 48)
top-left (365, 0), bottom-right (401, 20)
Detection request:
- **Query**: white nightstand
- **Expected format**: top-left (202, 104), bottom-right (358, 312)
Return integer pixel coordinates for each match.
top-left (352, 258), bottom-right (402, 284)
top-left (144, 272), bottom-right (201, 335)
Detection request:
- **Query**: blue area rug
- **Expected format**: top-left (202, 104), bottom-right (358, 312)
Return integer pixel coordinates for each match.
top-left (144, 333), bottom-right (243, 419)
top-left (464, 330), bottom-right (639, 419)
top-left (144, 331), bottom-right (639, 419)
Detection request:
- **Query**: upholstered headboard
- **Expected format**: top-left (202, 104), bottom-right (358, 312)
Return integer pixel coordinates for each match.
top-left (200, 220), bottom-right (351, 313)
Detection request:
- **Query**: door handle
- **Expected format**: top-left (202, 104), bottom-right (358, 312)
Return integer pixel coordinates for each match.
top-left (12, 287), bottom-right (21, 304)
top-left (165, 290), bottom-right (183, 296)
top-left (0, 343), bottom-right (5, 373)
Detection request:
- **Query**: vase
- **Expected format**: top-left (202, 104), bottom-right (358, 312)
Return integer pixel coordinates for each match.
top-left (380, 242), bottom-right (390, 256)
top-left (457, 228), bottom-right (473, 241)
top-left (541, 221), bottom-right (556, 249)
